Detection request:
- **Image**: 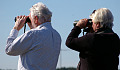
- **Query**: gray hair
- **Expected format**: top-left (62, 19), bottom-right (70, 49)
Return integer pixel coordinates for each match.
top-left (30, 2), bottom-right (52, 23)
top-left (90, 8), bottom-right (114, 29)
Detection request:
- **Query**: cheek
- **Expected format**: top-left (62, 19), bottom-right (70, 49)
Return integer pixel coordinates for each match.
top-left (29, 16), bottom-right (34, 24)
top-left (29, 13), bottom-right (33, 23)
top-left (92, 24), bottom-right (94, 29)
top-left (92, 23), bottom-right (96, 31)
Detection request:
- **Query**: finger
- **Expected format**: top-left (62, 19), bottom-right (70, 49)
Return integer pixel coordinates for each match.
top-left (23, 15), bottom-right (25, 18)
top-left (16, 16), bottom-right (19, 19)
top-left (21, 16), bottom-right (26, 20)
top-left (21, 16), bottom-right (24, 19)
top-left (20, 15), bottom-right (22, 18)
top-left (25, 16), bottom-right (28, 19)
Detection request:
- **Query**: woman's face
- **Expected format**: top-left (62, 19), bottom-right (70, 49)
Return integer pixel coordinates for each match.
top-left (92, 20), bottom-right (100, 32)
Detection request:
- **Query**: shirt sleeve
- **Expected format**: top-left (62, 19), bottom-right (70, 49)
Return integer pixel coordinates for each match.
top-left (6, 29), bottom-right (33, 56)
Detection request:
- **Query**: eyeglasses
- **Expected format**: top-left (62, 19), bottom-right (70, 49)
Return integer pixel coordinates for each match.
top-left (90, 10), bottom-right (96, 17)
top-left (92, 10), bottom-right (96, 14)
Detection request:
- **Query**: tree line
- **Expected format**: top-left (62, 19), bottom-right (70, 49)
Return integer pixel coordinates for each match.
top-left (56, 67), bottom-right (76, 70)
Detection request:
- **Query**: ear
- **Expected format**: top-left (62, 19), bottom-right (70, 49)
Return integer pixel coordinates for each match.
top-left (96, 22), bottom-right (101, 28)
top-left (34, 16), bottom-right (38, 24)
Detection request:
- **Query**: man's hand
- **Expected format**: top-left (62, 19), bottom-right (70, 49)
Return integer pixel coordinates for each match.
top-left (76, 19), bottom-right (88, 29)
top-left (13, 15), bottom-right (28, 31)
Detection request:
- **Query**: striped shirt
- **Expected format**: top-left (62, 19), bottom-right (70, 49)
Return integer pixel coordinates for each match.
top-left (6, 22), bottom-right (61, 70)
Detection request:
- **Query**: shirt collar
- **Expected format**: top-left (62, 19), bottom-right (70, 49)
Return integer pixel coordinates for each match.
top-left (37, 22), bottom-right (51, 29)
top-left (95, 27), bottom-right (113, 34)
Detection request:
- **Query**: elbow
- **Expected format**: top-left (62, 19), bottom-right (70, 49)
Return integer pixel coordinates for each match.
top-left (65, 41), bottom-right (69, 47)
top-left (6, 52), bottom-right (13, 56)
top-left (6, 52), bottom-right (18, 56)
top-left (5, 49), bottom-right (18, 56)
top-left (65, 39), bottom-right (72, 48)
top-left (66, 37), bottom-right (74, 47)
top-left (5, 44), bottom-right (19, 56)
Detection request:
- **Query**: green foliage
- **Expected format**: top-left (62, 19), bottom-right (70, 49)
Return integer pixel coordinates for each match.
top-left (56, 67), bottom-right (76, 70)
top-left (56, 67), bottom-right (120, 70)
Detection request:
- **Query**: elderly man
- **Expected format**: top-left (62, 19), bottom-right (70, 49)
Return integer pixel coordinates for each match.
top-left (6, 2), bottom-right (61, 70)
top-left (66, 8), bottom-right (120, 70)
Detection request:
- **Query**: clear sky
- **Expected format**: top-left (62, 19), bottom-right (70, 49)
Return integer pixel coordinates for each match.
top-left (0, 0), bottom-right (120, 69)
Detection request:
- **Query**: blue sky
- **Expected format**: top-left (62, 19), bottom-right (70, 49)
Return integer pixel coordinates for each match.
top-left (0, 0), bottom-right (120, 69)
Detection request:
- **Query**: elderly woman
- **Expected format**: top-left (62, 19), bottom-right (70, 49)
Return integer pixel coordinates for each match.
top-left (66, 8), bottom-right (120, 70)
top-left (6, 2), bottom-right (61, 70)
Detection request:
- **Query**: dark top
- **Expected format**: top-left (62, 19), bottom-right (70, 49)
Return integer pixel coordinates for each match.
top-left (66, 26), bottom-right (120, 70)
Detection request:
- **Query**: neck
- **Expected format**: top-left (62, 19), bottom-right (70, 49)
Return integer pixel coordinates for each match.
top-left (96, 26), bottom-right (112, 33)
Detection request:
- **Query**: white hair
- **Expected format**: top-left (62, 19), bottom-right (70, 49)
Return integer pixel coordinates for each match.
top-left (30, 2), bottom-right (52, 23)
top-left (90, 8), bottom-right (114, 29)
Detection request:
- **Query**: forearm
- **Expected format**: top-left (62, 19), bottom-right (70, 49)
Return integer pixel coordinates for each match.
top-left (66, 26), bottom-right (92, 52)
top-left (6, 29), bottom-right (19, 56)
top-left (6, 28), bottom-right (33, 56)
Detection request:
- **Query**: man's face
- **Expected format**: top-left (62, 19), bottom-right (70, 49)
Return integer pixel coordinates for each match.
top-left (29, 12), bottom-right (33, 23)
top-left (28, 12), bottom-right (41, 29)
top-left (27, 12), bottom-right (34, 29)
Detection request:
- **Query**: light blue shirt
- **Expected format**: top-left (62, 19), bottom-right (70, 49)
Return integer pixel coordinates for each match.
top-left (6, 22), bottom-right (61, 70)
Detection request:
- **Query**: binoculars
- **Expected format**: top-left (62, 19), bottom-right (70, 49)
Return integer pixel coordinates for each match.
top-left (73, 19), bottom-right (93, 27)
top-left (14, 17), bottom-right (31, 23)
top-left (73, 19), bottom-right (93, 34)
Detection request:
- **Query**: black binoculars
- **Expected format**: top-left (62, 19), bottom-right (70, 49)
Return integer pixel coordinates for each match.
top-left (14, 17), bottom-right (31, 23)
top-left (73, 19), bottom-right (93, 27)
top-left (73, 19), bottom-right (93, 34)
